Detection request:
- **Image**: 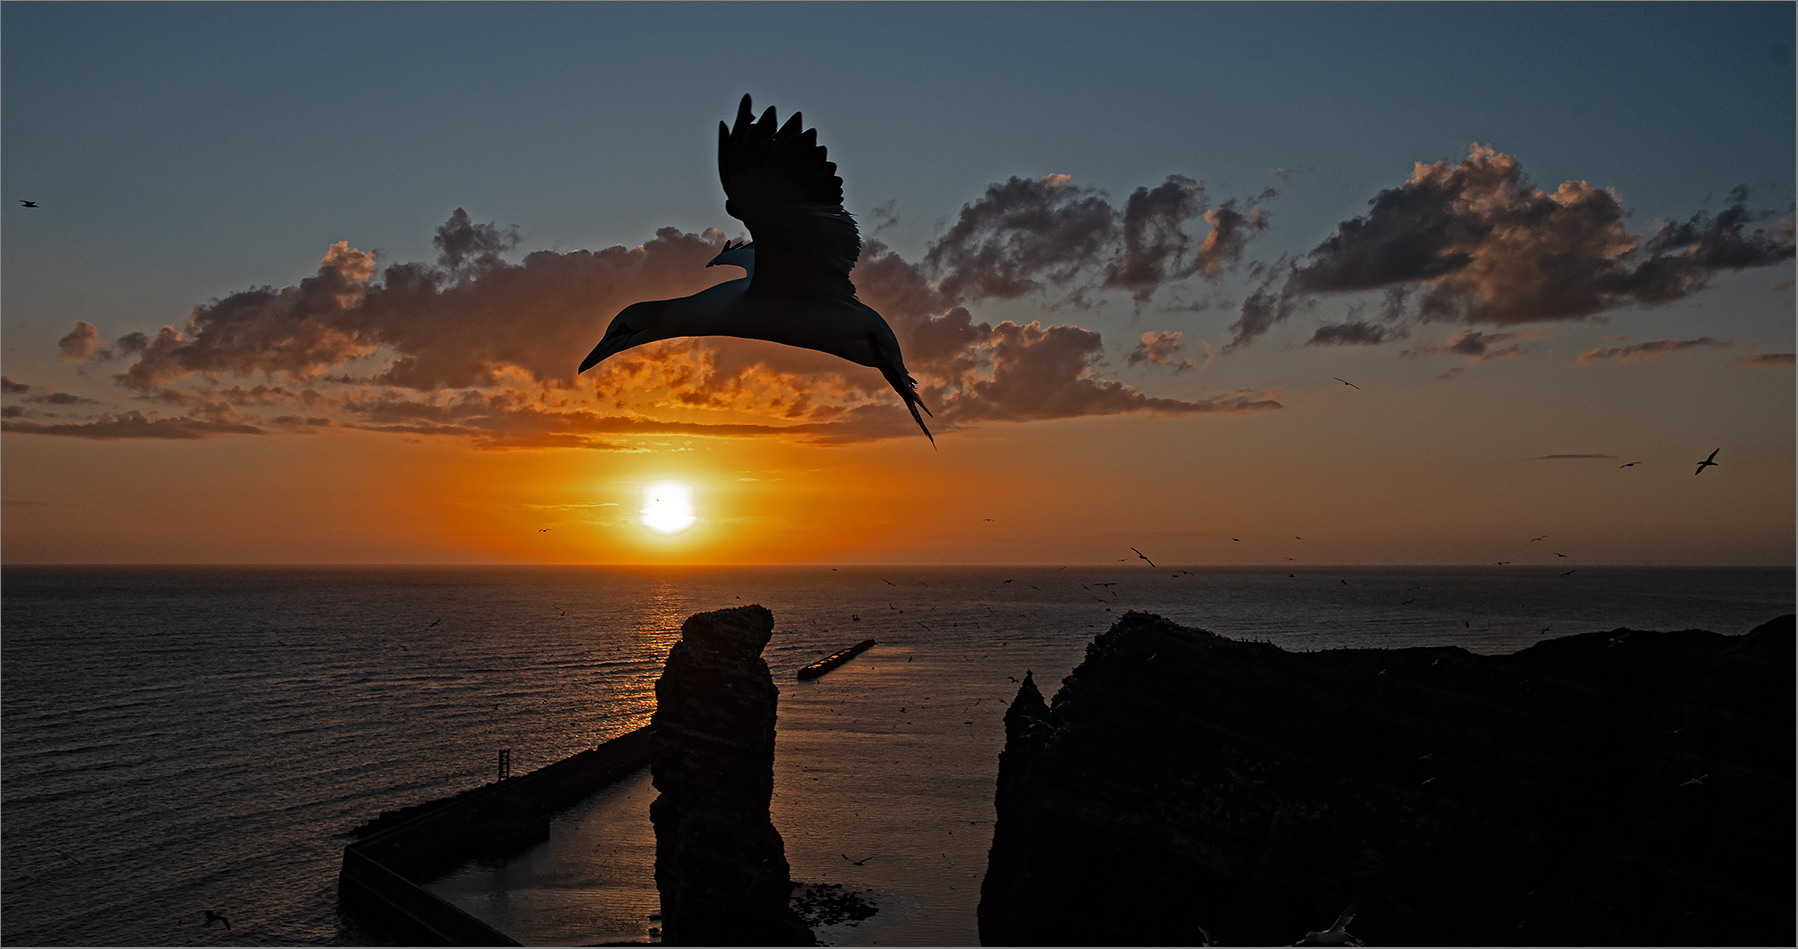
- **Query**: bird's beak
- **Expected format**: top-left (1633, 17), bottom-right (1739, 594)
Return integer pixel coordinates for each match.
top-left (578, 327), bottom-right (635, 374)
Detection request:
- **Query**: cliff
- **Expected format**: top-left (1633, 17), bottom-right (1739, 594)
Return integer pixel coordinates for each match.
top-left (650, 605), bottom-right (812, 946)
top-left (979, 612), bottom-right (1795, 946)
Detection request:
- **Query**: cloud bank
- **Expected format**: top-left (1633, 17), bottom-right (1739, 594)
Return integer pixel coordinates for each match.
top-left (1232, 147), bottom-right (1795, 349)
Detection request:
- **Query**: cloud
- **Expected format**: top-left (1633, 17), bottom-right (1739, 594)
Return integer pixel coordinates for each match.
top-left (0, 411), bottom-right (265, 439)
top-left (925, 173), bottom-right (1274, 308)
top-left (66, 201), bottom-right (1279, 449)
top-left (1401, 328), bottom-right (1547, 362)
top-left (58, 321), bottom-right (112, 362)
top-left (1103, 175), bottom-right (1206, 303)
top-left (1730, 352), bottom-right (1795, 369)
top-left (925, 175), bottom-right (1121, 303)
top-left (1227, 147), bottom-right (1796, 348)
top-left (1306, 319), bottom-right (1406, 346)
top-left (1, 376), bottom-right (30, 394)
top-left (1126, 330), bottom-right (1197, 371)
top-left (1574, 337), bottom-right (1728, 364)
top-left (1535, 453), bottom-right (1615, 460)
top-left (1193, 192), bottom-right (1273, 278)
top-left (933, 320), bottom-right (1277, 423)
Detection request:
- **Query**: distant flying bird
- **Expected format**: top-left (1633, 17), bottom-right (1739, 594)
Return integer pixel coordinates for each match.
top-left (1619, 461), bottom-right (1640, 468)
top-left (1693, 448), bottom-right (1720, 475)
top-left (1298, 911), bottom-right (1364, 946)
top-left (577, 94), bottom-right (933, 442)
top-left (1558, 569), bottom-right (1577, 577)
top-left (203, 911), bottom-right (231, 930)
top-left (19, 200), bottom-right (38, 207)
top-left (841, 853), bottom-right (873, 866)
top-left (1681, 774), bottom-right (1708, 787)
top-left (1333, 377), bottom-right (1360, 389)
top-left (1529, 535), bottom-right (1547, 542)
top-left (1130, 547), bottom-right (1157, 568)
top-left (1554, 552), bottom-right (1568, 558)
top-left (538, 528), bottom-right (550, 532)
top-left (428, 619), bottom-right (442, 627)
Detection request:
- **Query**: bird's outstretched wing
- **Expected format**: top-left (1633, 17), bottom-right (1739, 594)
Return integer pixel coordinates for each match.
top-left (719, 94), bottom-right (861, 302)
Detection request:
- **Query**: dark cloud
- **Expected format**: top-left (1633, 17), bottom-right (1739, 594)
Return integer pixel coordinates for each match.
top-left (433, 207), bottom-right (521, 275)
top-left (1730, 352), bottom-right (1795, 368)
top-left (28, 391), bottom-right (101, 405)
top-left (1401, 329), bottom-right (1546, 362)
top-left (1228, 147), bottom-right (1796, 348)
top-left (925, 175), bottom-right (1120, 303)
top-left (933, 320), bottom-right (1276, 423)
top-left (1103, 176), bottom-right (1206, 303)
top-left (1575, 337), bottom-right (1728, 364)
top-left (1306, 320), bottom-right (1406, 347)
top-left (58, 321), bottom-right (111, 362)
top-left (1, 376), bottom-right (30, 394)
top-left (1, 411), bottom-right (264, 439)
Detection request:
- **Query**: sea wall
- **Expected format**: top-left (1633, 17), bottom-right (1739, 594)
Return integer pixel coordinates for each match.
top-left (339, 724), bottom-right (656, 945)
top-left (650, 605), bottom-right (812, 946)
top-left (978, 612), bottom-right (1796, 946)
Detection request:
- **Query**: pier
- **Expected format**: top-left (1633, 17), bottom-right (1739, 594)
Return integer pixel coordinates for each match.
top-left (338, 724), bottom-right (656, 946)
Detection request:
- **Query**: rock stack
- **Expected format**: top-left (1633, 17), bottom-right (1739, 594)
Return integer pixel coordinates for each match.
top-left (650, 605), bottom-right (811, 946)
top-left (978, 612), bottom-right (1795, 946)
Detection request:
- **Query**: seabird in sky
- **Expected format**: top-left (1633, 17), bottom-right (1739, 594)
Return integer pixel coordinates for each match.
top-left (1619, 461), bottom-right (1640, 468)
top-left (19, 200), bottom-right (39, 207)
top-left (203, 911), bottom-right (231, 930)
top-left (578, 94), bottom-right (933, 442)
top-left (1130, 547), bottom-right (1157, 568)
top-left (1693, 448), bottom-right (1720, 475)
top-left (1333, 377), bottom-right (1360, 389)
top-left (841, 853), bottom-right (873, 866)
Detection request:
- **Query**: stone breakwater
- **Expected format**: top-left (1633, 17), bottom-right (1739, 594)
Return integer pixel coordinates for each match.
top-left (979, 612), bottom-right (1795, 946)
top-left (650, 604), bottom-right (812, 945)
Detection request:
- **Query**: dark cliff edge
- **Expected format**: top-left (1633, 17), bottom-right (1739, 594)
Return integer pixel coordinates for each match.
top-left (651, 604), bottom-right (813, 946)
top-left (979, 612), bottom-right (1795, 947)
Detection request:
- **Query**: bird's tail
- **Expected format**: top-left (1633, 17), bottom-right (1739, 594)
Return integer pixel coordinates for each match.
top-left (871, 332), bottom-right (935, 446)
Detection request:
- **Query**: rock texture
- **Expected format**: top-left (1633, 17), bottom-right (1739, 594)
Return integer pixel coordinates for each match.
top-left (979, 612), bottom-right (1795, 947)
top-left (650, 605), bottom-right (811, 946)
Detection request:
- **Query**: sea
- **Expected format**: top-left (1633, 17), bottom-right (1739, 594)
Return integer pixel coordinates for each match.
top-left (2, 564), bottom-right (1791, 947)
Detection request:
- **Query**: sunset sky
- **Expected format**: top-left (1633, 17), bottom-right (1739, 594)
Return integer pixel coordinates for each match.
top-left (3, 2), bottom-right (1793, 566)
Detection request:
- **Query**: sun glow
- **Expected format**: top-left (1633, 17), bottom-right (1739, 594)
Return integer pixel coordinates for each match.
top-left (640, 480), bottom-right (697, 534)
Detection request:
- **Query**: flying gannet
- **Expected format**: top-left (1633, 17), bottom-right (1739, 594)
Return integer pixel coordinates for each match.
top-left (578, 95), bottom-right (933, 442)
top-left (1693, 448), bottom-right (1719, 475)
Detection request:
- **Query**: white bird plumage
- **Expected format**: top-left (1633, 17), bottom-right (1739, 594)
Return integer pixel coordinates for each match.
top-left (578, 95), bottom-right (933, 442)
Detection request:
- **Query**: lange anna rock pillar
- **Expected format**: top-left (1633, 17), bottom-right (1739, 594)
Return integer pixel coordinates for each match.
top-left (649, 605), bottom-right (811, 946)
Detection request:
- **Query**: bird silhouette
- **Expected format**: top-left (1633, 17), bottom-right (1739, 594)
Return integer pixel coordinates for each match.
top-left (1619, 461), bottom-right (1640, 468)
top-left (841, 853), bottom-right (873, 866)
top-left (19, 200), bottom-right (39, 208)
top-left (1333, 377), bottom-right (1360, 389)
top-left (1130, 547), bottom-right (1157, 568)
top-left (1693, 448), bottom-right (1720, 475)
top-left (202, 911), bottom-right (231, 930)
top-left (428, 619), bottom-right (442, 627)
top-left (578, 95), bottom-right (932, 441)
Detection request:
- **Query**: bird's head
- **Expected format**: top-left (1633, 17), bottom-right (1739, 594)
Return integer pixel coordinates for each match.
top-left (578, 300), bottom-right (669, 374)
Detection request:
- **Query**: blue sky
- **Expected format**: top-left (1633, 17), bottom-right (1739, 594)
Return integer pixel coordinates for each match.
top-left (3, 3), bottom-right (1793, 565)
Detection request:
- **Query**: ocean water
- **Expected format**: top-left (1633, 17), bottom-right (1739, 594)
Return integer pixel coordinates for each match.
top-left (2, 564), bottom-right (1790, 946)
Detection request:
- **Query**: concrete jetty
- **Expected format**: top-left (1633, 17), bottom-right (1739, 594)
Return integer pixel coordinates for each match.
top-left (339, 724), bottom-right (656, 946)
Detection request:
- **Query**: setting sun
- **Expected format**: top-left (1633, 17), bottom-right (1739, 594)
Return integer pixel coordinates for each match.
top-left (640, 481), bottom-right (697, 534)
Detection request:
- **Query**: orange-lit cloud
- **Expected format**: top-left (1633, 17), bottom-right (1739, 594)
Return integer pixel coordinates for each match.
top-left (1126, 330), bottom-right (1197, 371)
top-left (1575, 337), bottom-right (1728, 364)
top-left (1230, 148), bottom-right (1796, 348)
top-left (19, 206), bottom-right (1277, 447)
top-left (57, 321), bottom-right (110, 362)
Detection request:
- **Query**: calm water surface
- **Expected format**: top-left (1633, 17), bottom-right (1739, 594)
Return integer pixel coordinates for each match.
top-left (3, 565), bottom-right (1789, 945)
